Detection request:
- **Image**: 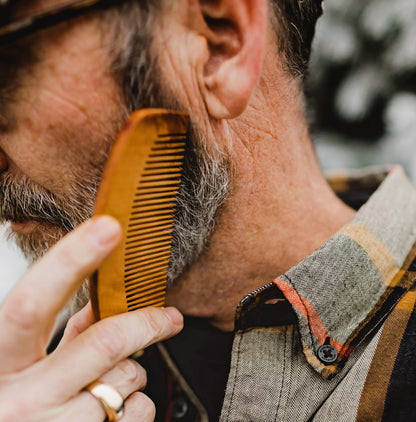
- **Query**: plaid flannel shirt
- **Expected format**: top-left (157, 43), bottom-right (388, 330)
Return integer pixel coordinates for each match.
top-left (141, 165), bottom-right (416, 422)
top-left (221, 165), bottom-right (416, 422)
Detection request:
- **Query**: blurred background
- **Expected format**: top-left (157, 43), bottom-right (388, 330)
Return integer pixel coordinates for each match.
top-left (0, 0), bottom-right (416, 302)
top-left (308, 0), bottom-right (416, 179)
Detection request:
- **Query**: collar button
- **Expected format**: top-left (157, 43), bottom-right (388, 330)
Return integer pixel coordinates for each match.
top-left (317, 344), bottom-right (338, 364)
top-left (171, 397), bottom-right (189, 419)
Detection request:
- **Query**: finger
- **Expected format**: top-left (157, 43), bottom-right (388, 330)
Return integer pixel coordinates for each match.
top-left (57, 302), bottom-right (95, 349)
top-left (39, 307), bottom-right (183, 401)
top-left (70, 390), bottom-right (155, 422)
top-left (0, 216), bottom-right (122, 373)
top-left (99, 359), bottom-right (147, 394)
top-left (7, 359), bottom-right (147, 422)
top-left (116, 392), bottom-right (156, 422)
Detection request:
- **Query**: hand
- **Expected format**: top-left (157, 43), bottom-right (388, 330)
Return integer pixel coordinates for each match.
top-left (0, 216), bottom-right (183, 422)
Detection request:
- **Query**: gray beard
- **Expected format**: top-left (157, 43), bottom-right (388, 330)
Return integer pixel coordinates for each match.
top-left (0, 171), bottom-right (97, 262)
top-left (0, 122), bottom-right (230, 314)
top-left (168, 126), bottom-right (230, 284)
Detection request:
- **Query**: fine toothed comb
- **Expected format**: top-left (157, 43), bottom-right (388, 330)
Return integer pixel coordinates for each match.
top-left (90, 109), bottom-right (189, 320)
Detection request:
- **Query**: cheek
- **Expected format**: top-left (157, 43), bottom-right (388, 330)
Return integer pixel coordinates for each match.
top-left (7, 59), bottom-right (122, 195)
top-left (10, 93), bottom-right (101, 194)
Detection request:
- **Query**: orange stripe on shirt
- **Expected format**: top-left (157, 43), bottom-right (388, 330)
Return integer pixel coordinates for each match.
top-left (274, 278), bottom-right (343, 353)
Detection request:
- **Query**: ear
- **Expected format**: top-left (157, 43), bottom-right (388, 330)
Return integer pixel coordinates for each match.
top-left (196, 0), bottom-right (268, 119)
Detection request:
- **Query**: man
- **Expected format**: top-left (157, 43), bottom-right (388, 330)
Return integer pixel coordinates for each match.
top-left (0, 0), bottom-right (414, 421)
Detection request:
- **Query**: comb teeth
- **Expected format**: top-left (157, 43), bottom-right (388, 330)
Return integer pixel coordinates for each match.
top-left (124, 133), bottom-right (186, 310)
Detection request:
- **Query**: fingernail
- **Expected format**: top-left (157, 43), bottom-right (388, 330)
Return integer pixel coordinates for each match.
top-left (164, 307), bottom-right (184, 327)
top-left (86, 216), bottom-right (121, 246)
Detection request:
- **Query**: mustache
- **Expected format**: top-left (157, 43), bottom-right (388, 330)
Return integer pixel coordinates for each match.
top-left (0, 172), bottom-right (94, 233)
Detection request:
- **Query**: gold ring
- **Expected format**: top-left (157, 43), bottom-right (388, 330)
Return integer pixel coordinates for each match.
top-left (85, 381), bottom-right (125, 422)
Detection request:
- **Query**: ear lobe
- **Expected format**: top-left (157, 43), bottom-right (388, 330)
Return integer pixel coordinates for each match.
top-left (199, 0), bottom-right (268, 119)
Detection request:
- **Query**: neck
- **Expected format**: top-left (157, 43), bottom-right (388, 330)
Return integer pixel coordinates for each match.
top-left (166, 70), bottom-right (355, 332)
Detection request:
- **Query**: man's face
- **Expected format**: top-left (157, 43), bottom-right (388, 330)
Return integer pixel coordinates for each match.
top-left (0, 8), bottom-right (127, 260)
top-left (0, 2), bottom-right (230, 284)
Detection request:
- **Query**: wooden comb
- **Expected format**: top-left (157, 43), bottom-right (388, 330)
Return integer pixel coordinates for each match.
top-left (90, 109), bottom-right (189, 320)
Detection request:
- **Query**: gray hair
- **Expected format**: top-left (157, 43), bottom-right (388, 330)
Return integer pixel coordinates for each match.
top-left (269, 0), bottom-right (324, 78)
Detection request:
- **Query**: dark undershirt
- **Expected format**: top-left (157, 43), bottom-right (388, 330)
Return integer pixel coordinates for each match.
top-left (140, 317), bottom-right (234, 422)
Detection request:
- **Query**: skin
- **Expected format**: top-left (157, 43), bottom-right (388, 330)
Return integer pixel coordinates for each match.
top-left (0, 14), bottom-right (121, 201)
top-left (0, 0), bottom-right (355, 420)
